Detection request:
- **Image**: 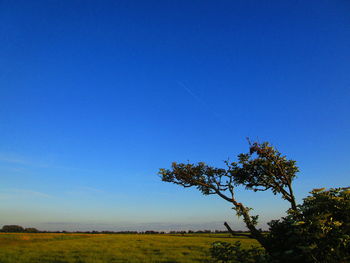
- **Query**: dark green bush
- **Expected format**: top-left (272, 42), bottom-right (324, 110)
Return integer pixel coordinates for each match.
top-left (266, 187), bottom-right (350, 263)
top-left (211, 187), bottom-right (350, 263)
top-left (210, 241), bottom-right (272, 263)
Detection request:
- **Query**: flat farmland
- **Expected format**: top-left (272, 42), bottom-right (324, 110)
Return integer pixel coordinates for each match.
top-left (0, 233), bottom-right (258, 263)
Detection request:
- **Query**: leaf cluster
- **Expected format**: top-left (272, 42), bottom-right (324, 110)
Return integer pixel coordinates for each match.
top-left (230, 142), bottom-right (298, 200)
top-left (159, 142), bottom-right (298, 209)
top-left (210, 241), bottom-right (273, 263)
top-left (266, 187), bottom-right (350, 263)
top-left (160, 162), bottom-right (228, 195)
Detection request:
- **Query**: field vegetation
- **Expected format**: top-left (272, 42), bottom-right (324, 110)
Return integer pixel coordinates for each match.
top-left (0, 232), bottom-right (258, 263)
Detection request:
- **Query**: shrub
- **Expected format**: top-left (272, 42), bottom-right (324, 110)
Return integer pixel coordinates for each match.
top-left (266, 187), bottom-right (350, 263)
top-left (210, 241), bottom-right (272, 263)
top-left (210, 187), bottom-right (350, 262)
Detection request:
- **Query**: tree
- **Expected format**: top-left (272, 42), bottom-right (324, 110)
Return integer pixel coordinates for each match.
top-left (159, 141), bottom-right (298, 251)
top-left (1, 225), bottom-right (25, 232)
top-left (159, 140), bottom-right (350, 262)
top-left (25, 227), bottom-right (39, 233)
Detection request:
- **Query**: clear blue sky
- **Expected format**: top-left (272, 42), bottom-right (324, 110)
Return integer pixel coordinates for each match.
top-left (1, 0), bottom-right (349, 231)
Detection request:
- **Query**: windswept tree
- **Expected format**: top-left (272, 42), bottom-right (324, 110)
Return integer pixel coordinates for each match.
top-left (159, 141), bottom-right (350, 262)
top-left (159, 141), bottom-right (299, 251)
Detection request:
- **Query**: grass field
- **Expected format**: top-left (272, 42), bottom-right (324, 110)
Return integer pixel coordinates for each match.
top-left (0, 233), bottom-right (259, 263)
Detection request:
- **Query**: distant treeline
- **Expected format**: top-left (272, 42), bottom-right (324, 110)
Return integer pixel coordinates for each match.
top-left (0, 225), bottom-right (40, 233)
top-left (0, 225), bottom-right (251, 234)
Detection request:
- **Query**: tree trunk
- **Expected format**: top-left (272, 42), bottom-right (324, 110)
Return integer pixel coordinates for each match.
top-left (224, 222), bottom-right (253, 238)
top-left (233, 202), bottom-right (270, 251)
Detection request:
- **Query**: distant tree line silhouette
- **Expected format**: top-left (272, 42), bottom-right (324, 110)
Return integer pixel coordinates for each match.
top-left (0, 225), bottom-right (39, 233)
top-left (0, 225), bottom-right (246, 235)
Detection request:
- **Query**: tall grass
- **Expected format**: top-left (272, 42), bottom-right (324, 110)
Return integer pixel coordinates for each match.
top-left (0, 233), bottom-right (259, 263)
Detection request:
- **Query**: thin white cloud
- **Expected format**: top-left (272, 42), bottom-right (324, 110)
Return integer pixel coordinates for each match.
top-left (0, 156), bottom-right (30, 165)
top-left (12, 189), bottom-right (52, 198)
top-left (0, 188), bottom-right (52, 199)
top-left (0, 154), bottom-right (50, 168)
top-left (65, 186), bottom-right (106, 196)
top-left (79, 186), bottom-right (104, 193)
top-left (0, 153), bottom-right (105, 174)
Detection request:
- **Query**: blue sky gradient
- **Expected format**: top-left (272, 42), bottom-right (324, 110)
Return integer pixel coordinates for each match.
top-left (1, 0), bottom-right (349, 231)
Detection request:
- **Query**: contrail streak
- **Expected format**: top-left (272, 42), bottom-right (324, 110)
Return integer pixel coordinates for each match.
top-left (177, 81), bottom-right (230, 127)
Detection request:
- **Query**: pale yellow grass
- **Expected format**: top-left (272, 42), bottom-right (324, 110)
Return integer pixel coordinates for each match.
top-left (0, 233), bottom-right (259, 263)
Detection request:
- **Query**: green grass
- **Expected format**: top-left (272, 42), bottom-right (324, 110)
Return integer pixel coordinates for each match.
top-left (0, 233), bottom-right (259, 263)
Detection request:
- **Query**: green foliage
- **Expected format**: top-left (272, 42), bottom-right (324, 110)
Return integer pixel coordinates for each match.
top-left (160, 162), bottom-right (227, 196)
top-left (266, 187), bottom-right (350, 263)
top-left (159, 140), bottom-right (350, 262)
top-left (24, 228), bottom-right (39, 233)
top-left (159, 141), bottom-right (299, 247)
top-left (210, 241), bottom-right (272, 263)
top-left (229, 141), bottom-right (298, 208)
top-left (209, 188), bottom-right (350, 263)
top-left (0, 226), bottom-right (39, 233)
top-left (1, 225), bottom-right (25, 233)
top-left (159, 142), bottom-right (298, 209)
